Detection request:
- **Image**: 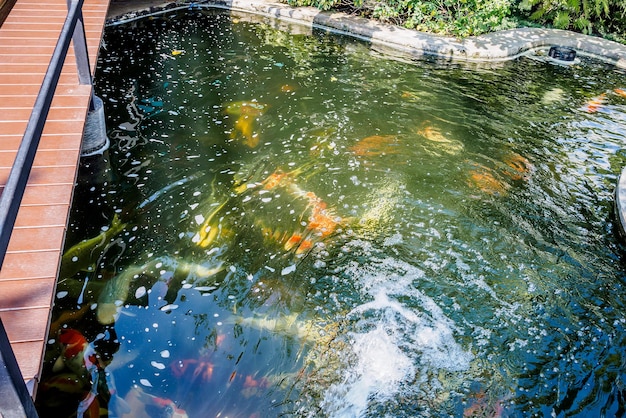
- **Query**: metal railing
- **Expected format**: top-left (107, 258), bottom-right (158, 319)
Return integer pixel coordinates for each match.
top-left (0, 0), bottom-right (94, 416)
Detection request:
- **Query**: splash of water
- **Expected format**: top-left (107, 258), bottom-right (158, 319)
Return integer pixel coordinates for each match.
top-left (318, 240), bottom-right (473, 417)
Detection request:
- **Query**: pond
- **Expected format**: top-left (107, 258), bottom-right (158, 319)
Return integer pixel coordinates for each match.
top-left (36, 6), bottom-right (626, 418)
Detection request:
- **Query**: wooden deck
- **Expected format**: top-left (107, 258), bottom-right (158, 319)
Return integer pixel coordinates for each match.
top-left (0, 0), bottom-right (110, 396)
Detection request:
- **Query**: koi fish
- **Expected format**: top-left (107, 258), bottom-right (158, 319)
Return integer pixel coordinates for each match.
top-left (97, 257), bottom-right (225, 324)
top-left (39, 373), bottom-right (87, 395)
top-left (52, 329), bottom-right (99, 375)
top-left (234, 162), bottom-right (318, 195)
top-left (502, 153), bottom-right (533, 181)
top-left (118, 386), bottom-right (188, 418)
top-left (233, 114), bottom-right (259, 147)
top-left (59, 214), bottom-right (127, 279)
top-left (239, 374), bottom-right (271, 398)
top-left (280, 84), bottom-right (297, 93)
top-left (235, 313), bottom-right (314, 340)
top-left (462, 388), bottom-right (507, 418)
top-left (614, 88), bottom-right (626, 98)
top-left (171, 358), bottom-right (215, 382)
top-left (233, 313), bottom-right (339, 346)
top-left (96, 265), bottom-right (138, 325)
top-left (401, 90), bottom-right (419, 100)
top-left (52, 329), bottom-right (105, 417)
top-left (259, 225), bottom-right (314, 255)
top-left (194, 199), bottom-right (230, 248)
top-left (224, 100), bottom-right (268, 117)
top-left (467, 164), bottom-right (510, 196)
top-left (349, 135), bottom-right (398, 157)
top-left (417, 124), bottom-right (464, 155)
top-left (302, 191), bottom-right (343, 238)
top-left (582, 93), bottom-right (606, 113)
top-left (225, 101), bottom-right (268, 148)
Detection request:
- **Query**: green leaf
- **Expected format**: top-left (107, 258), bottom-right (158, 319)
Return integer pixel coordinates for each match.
top-left (554, 10), bottom-right (571, 28)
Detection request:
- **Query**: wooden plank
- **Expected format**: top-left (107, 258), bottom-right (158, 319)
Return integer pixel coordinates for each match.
top-left (0, 278), bottom-right (56, 310)
top-left (0, 134), bottom-right (83, 151)
top-left (0, 251), bottom-right (60, 280)
top-left (6, 226), bottom-right (67, 253)
top-left (0, 308), bottom-right (49, 343)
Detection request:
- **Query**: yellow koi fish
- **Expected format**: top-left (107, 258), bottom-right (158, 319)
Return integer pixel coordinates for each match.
top-left (224, 100), bottom-right (268, 148)
top-left (59, 214), bottom-right (127, 279)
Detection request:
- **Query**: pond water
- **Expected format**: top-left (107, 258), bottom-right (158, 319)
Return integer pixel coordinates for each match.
top-left (36, 7), bottom-right (626, 418)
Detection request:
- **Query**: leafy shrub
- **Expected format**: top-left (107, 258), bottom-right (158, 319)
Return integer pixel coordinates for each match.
top-left (285, 0), bottom-right (517, 37)
top-left (517, 0), bottom-right (625, 37)
top-left (283, 0), bottom-right (626, 41)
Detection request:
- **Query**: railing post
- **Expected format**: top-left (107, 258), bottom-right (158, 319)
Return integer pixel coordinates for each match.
top-left (67, 0), bottom-right (95, 112)
top-left (68, 0), bottom-right (92, 86)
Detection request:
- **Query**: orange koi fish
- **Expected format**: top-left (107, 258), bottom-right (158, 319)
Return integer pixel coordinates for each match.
top-left (259, 226), bottom-right (314, 255)
top-left (614, 88), bottom-right (626, 98)
top-left (280, 84), bottom-right (297, 93)
top-left (302, 191), bottom-right (343, 237)
top-left (416, 123), bottom-right (464, 154)
top-left (582, 93), bottom-right (606, 113)
top-left (502, 153), bottom-right (533, 181)
top-left (349, 135), bottom-right (398, 157)
top-left (53, 329), bottom-right (91, 371)
top-left (467, 164), bottom-right (510, 196)
top-left (262, 169), bottom-right (290, 190)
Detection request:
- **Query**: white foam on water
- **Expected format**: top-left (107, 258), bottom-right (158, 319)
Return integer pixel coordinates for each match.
top-left (319, 241), bottom-right (473, 416)
top-left (322, 323), bottom-right (414, 417)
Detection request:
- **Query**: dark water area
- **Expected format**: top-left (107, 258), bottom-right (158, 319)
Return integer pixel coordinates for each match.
top-left (36, 7), bottom-right (626, 418)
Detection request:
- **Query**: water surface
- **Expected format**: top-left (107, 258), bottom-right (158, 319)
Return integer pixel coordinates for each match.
top-left (36, 8), bottom-right (626, 417)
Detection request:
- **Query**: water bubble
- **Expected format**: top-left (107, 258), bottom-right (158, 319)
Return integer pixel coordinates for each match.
top-left (151, 361), bottom-right (166, 370)
top-left (139, 379), bottom-right (153, 387)
top-left (135, 286), bottom-right (147, 298)
top-left (281, 264), bottom-right (296, 275)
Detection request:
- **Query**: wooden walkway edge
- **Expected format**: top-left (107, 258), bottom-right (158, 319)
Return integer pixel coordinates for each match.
top-left (0, 0), bottom-right (110, 397)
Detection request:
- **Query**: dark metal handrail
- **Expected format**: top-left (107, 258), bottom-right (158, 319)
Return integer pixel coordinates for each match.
top-left (0, 0), bottom-right (92, 268)
top-left (0, 0), bottom-right (94, 416)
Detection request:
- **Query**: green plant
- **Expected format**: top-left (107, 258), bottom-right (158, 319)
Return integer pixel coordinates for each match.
top-left (518, 0), bottom-right (625, 36)
top-left (284, 0), bottom-right (517, 36)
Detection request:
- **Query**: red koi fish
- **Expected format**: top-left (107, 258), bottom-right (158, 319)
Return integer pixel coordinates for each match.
top-left (582, 93), bottom-right (606, 113)
top-left (53, 329), bottom-right (104, 418)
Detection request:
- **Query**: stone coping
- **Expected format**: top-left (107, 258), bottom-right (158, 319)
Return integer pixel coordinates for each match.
top-left (107, 0), bottom-right (626, 68)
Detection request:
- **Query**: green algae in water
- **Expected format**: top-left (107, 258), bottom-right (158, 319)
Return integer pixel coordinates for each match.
top-left (36, 8), bottom-right (626, 418)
